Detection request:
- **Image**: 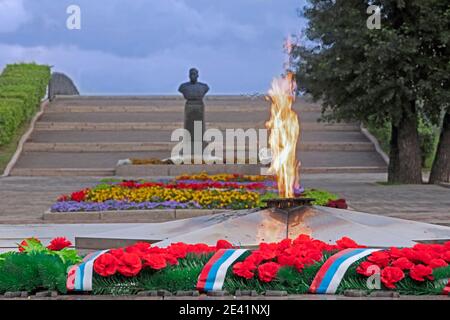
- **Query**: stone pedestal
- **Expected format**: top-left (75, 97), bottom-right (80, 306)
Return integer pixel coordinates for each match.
top-left (184, 101), bottom-right (205, 156)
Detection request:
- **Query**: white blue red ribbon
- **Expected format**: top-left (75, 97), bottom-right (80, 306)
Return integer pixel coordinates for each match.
top-left (309, 248), bottom-right (381, 294)
top-left (66, 250), bottom-right (109, 291)
top-left (197, 249), bottom-right (248, 292)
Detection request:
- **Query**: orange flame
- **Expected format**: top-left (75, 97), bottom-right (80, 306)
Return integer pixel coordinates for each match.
top-left (265, 72), bottom-right (300, 198)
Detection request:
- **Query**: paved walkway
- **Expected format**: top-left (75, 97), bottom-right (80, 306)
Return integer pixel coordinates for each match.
top-left (0, 173), bottom-right (448, 253)
top-left (0, 173), bottom-right (448, 225)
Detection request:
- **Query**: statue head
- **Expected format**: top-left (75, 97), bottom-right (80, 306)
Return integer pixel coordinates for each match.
top-left (189, 68), bottom-right (199, 84)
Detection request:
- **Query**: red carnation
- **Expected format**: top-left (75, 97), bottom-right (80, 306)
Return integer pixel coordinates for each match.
top-left (233, 261), bottom-right (256, 279)
top-left (293, 234), bottom-right (312, 245)
top-left (277, 254), bottom-right (297, 267)
top-left (391, 257), bottom-right (414, 270)
top-left (216, 240), bottom-right (233, 249)
top-left (94, 253), bottom-right (119, 277)
top-left (167, 243), bottom-right (188, 259)
top-left (356, 261), bottom-right (379, 277)
top-left (18, 237), bottom-right (41, 252)
top-left (132, 242), bottom-right (152, 251)
top-left (294, 259), bottom-right (305, 272)
top-left (142, 254), bottom-right (167, 270)
top-left (277, 239), bottom-right (292, 252)
top-left (336, 237), bottom-right (365, 249)
top-left (125, 242), bottom-right (152, 257)
top-left (257, 262), bottom-right (280, 283)
top-left (245, 252), bottom-right (265, 265)
top-left (109, 248), bottom-right (124, 258)
top-left (414, 250), bottom-right (432, 265)
top-left (367, 251), bottom-right (391, 267)
top-left (188, 243), bottom-right (212, 254)
top-left (304, 249), bottom-right (323, 264)
top-left (429, 244), bottom-right (446, 254)
top-left (381, 267), bottom-right (404, 289)
top-left (258, 243), bottom-right (278, 260)
top-left (164, 253), bottom-right (179, 266)
top-left (442, 251), bottom-right (450, 263)
top-left (412, 243), bottom-right (431, 252)
top-left (428, 258), bottom-right (448, 269)
top-left (410, 264), bottom-right (434, 282)
top-left (147, 246), bottom-right (165, 255)
top-left (117, 253), bottom-right (142, 277)
top-left (47, 237), bottom-right (72, 251)
top-left (388, 247), bottom-right (405, 259)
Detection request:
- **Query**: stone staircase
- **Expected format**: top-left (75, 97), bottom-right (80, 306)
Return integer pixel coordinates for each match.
top-left (10, 96), bottom-right (387, 176)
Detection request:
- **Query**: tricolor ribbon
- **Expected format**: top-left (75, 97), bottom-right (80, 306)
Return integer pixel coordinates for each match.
top-left (66, 250), bottom-right (109, 291)
top-left (442, 279), bottom-right (450, 296)
top-left (309, 248), bottom-right (381, 294)
top-left (197, 249), bottom-right (248, 292)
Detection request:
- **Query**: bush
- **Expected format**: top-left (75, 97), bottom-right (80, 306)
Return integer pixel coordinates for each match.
top-left (0, 99), bottom-right (24, 145)
top-left (0, 63), bottom-right (50, 146)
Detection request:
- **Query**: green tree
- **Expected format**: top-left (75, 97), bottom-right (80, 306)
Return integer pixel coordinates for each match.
top-left (430, 110), bottom-right (450, 183)
top-left (292, 0), bottom-right (449, 184)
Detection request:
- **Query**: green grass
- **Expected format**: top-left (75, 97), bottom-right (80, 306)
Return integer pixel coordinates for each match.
top-left (258, 189), bottom-right (339, 206)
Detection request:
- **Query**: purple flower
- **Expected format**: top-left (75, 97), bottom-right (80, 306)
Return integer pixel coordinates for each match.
top-left (51, 200), bottom-right (202, 213)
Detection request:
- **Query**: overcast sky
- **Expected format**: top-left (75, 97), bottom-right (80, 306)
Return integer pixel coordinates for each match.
top-left (0, 0), bottom-right (307, 94)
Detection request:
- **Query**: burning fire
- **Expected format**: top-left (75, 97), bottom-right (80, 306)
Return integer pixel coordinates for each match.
top-left (265, 72), bottom-right (300, 198)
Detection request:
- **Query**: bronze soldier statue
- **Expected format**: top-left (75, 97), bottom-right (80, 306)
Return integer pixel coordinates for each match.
top-left (178, 68), bottom-right (209, 159)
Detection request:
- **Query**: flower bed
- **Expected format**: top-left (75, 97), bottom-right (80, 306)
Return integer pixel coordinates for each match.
top-left (51, 173), bottom-right (346, 213)
top-left (1, 236), bottom-right (449, 296)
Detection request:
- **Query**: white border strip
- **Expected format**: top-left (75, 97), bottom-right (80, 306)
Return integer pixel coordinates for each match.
top-left (360, 124), bottom-right (389, 165)
top-left (2, 99), bottom-right (50, 177)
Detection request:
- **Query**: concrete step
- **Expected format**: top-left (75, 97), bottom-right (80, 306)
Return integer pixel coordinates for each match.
top-left (28, 130), bottom-right (369, 143)
top-left (39, 110), bottom-right (325, 123)
top-left (23, 141), bottom-right (375, 152)
top-left (10, 168), bottom-right (115, 176)
top-left (35, 122), bottom-right (360, 131)
top-left (46, 104), bottom-right (322, 113)
top-left (14, 151), bottom-right (387, 170)
top-left (10, 166), bottom-right (387, 177)
top-left (51, 95), bottom-right (320, 107)
top-left (10, 96), bottom-right (388, 177)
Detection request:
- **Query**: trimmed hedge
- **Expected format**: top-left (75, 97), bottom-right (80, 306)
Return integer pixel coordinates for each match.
top-left (0, 63), bottom-right (50, 146)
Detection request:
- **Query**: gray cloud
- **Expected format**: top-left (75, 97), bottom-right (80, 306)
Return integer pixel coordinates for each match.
top-left (0, 0), bottom-right (307, 93)
top-left (0, 0), bottom-right (30, 33)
